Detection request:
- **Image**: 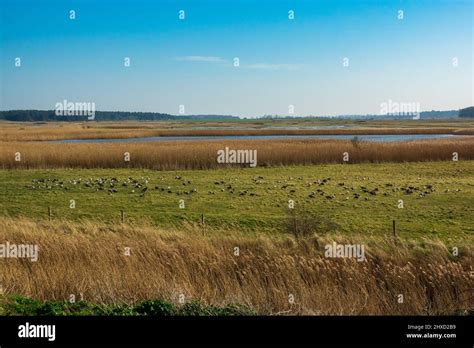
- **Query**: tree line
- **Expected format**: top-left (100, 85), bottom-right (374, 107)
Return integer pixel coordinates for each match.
top-left (0, 110), bottom-right (239, 122)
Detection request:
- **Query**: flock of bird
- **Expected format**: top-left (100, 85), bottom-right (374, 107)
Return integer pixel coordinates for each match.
top-left (27, 175), bottom-right (451, 202)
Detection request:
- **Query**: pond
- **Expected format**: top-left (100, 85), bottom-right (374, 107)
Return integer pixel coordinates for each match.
top-left (51, 134), bottom-right (460, 143)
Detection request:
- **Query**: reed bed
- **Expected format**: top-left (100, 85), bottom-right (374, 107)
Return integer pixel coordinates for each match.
top-left (1, 124), bottom-right (474, 142)
top-left (1, 137), bottom-right (473, 169)
top-left (0, 217), bottom-right (471, 315)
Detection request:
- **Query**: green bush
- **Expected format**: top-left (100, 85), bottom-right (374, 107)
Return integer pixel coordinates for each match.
top-left (134, 300), bottom-right (175, 316)
top-left (1, 295), bottom-right (256, 316)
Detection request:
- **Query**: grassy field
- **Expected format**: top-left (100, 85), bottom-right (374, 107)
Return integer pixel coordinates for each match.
top-left (0, 217), bottom-right (471, 315)
top-left (1, 161), bottom-right (472, 244)
top-left (1, 120), bottom-right (473, 315)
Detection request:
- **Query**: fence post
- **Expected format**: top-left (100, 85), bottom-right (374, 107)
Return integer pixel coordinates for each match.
top-left (121, 210), bottom-right (125, 223)
top-left (201, 214), bottom-right (205, 235)
top-left (392, 220), bottom-right (396, 237)
top-left (294, 211), bottom-right (297, 236)
top-left (48, 207), bottom-right (52, 221)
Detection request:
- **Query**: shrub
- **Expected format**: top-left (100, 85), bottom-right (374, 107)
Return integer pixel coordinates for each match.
top-left (134, 300), bottom-right (174, 316)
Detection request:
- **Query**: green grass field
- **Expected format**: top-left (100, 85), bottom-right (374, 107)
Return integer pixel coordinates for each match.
top-left (1, 161), bottom-right (473, 243)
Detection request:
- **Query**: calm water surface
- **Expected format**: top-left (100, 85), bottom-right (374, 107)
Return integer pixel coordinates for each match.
top-left (52, 134), bottom-right (459, 143)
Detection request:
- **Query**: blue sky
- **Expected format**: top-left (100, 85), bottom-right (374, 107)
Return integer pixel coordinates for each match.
top-left (0, 0), bottom-right (472, 117)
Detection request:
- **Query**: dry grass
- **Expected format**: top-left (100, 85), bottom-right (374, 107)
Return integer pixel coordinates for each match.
top-left (0, 217), bottom-right (472, 315)
top-left (1, 121), bottom-right (474, 142)
top-left (1, 137), bottom-right (473, 169)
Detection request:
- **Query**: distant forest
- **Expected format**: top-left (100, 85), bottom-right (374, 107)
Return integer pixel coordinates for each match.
top-left (0, 108), bottom-right (472, 121)
top-left (0, 110), bottom-right (239, 122)
top-left (459, 106), bottom-right (474, 118)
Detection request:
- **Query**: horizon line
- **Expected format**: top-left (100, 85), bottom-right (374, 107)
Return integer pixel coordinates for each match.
top-left (0, 107), bottom-right (470, 120)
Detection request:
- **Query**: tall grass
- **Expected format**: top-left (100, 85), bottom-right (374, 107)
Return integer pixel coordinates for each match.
top-left (0, 217), bottom-right (471, 315)
top-left (1, 138), bottom-right (473, 169)
top-left (1, 122), bottom-right (474, 142)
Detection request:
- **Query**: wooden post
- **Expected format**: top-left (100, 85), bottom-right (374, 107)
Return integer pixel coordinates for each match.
top-left (392, 220), bottom-right (396, 237)
top-left (201, 214), bottom-right (205, 235)
top-left (48, 207), bottom-right (52, 221)
top-left (121, 210), bottom-right (125, 223)
top-left (294, 211), bottom-right (297, 236)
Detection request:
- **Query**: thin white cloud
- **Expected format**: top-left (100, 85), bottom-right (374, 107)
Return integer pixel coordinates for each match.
top-left (176, 56), bottom-right (226, 63)
top-left (175, 57), bottom-right (303, 71)
top-left (245, 63), bottom-right (303, 70)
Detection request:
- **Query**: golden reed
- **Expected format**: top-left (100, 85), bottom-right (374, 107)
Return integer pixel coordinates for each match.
top-left (0, 217), bottom-right (471, 315)
top-left (1, 138), bottom-right (473, 169)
